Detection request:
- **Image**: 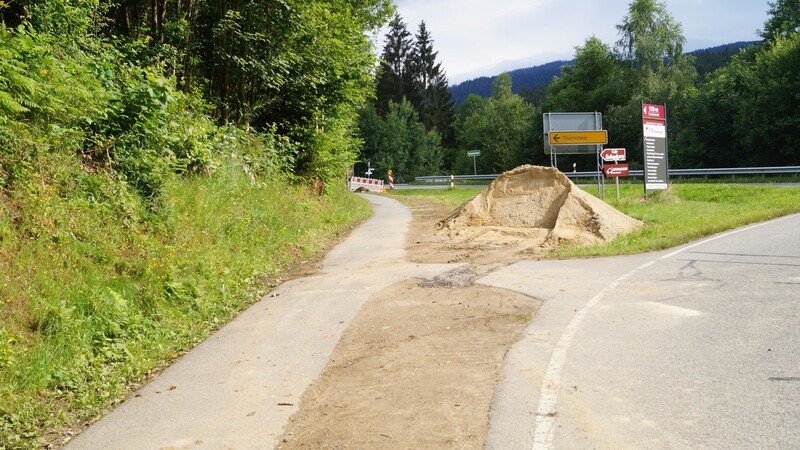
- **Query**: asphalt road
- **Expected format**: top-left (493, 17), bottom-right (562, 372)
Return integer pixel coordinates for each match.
top-left (66, 195), bottom-right (799, 449)
top-left (483, 213), bottom-right (800, 449)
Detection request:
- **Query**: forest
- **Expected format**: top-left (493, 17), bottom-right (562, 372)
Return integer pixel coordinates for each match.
top-left (363, 0), bottom-right (800, 179)
top-left (448, 41), bottom-right (759, 108)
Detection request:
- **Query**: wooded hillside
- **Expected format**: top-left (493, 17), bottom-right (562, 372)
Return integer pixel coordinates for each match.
top-left (449, 41), bottom-right (760, 106)
top-left (0, 2), bottom-right (392, 448)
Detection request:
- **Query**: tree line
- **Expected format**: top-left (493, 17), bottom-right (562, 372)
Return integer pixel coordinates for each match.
top-left (361, 0), bottom-right (800, 181)
top-left (1, 0), bottom-right (393, 189)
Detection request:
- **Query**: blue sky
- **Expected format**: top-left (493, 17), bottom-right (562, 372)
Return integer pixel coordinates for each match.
top-left (388, 0), bottom-right (770, 83)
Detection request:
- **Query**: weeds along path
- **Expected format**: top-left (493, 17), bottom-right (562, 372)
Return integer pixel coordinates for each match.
top-left (65, 195), bottom-right (457, 449)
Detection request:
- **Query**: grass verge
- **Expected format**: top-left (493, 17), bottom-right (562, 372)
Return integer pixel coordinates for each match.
top-left (387, 187), bottom-right (483, 212)
top-left (387, 183), bottom-right (800, 258)
top-left (0, 162), bottom-right (370, 449)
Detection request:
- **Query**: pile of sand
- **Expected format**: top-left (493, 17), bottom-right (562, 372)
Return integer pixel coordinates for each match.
top-left (437, 165), bottom-right (642, 248)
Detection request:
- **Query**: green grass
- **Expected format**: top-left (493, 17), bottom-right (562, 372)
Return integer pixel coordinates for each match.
top-left (555, 183), bottom-right (800, 257)
top-left (388, 183), bottom-right (800, 258)
top-left (0, 161), bottom-right (370, 449)
top-left (388, 187), bottom-right (484, 211)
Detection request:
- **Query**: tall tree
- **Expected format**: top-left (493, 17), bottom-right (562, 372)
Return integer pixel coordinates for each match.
top-left (455, 74), bottom-right (536, 173)
top-left (374, 14), bottom-right (414, 115)
top-left (544, 37), bottom-right (626, 113)
top-left (491, 72), bottom-right (513, 100)
top-left (606, 0), bottom-right (697, 166)
top-left (761, 0), bottom-right (800, 41)
top-left (358, 100), bottom-right (443, 181)
top-left (409, 21), bottom-right (455, 148)
top-left (615, 0), bottom-right (685, 71)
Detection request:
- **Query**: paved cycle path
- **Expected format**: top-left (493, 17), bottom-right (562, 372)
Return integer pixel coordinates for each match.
top-left (66, 195), bottom-right (451, 450)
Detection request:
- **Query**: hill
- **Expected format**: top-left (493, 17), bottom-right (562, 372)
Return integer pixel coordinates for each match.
top-left (688, 40), bottom-right (761, 78)
top-left (448, 41), bottom-right (761, 105)
top-left (449, 60), bottom-right (570, 105)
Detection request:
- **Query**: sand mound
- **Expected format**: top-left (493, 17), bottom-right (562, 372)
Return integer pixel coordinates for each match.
top-left (437, 165), bottom-right (642, 248)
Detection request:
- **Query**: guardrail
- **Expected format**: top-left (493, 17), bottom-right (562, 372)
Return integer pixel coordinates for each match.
top-left (414, 166), bottom-right (800, 183)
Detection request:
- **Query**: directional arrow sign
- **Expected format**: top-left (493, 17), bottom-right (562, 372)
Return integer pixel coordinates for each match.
top-left (603, 163), bottom-right (630, 177)
top-left (549, 130), bottom-right (608, 145)
top-left (601, 148), bottom-right (626, 162)
top-left (642, 103), bottom-right (666, 120)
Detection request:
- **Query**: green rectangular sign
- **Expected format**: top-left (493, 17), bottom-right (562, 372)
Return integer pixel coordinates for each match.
top-left (467, 150), bottom-right (480, 157)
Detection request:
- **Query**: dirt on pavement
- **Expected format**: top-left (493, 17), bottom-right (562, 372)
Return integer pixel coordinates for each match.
top-left (278, 166), bottom-right (640, 448)
top-left (277, 276), bottom-right (538, 449)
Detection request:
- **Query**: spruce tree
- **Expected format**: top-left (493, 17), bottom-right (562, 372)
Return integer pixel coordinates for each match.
top-left (375, 14), bottom-right (415, 115)
top-left (410, 21), bottom-right (455, 147)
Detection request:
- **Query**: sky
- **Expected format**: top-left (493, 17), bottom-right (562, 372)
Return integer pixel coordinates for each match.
top-left (386, 0), bottom-right (771, 84)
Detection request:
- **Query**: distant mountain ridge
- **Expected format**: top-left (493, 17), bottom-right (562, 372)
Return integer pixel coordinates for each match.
top-left (448, 41), bottom-right (760, 105)
top-left (449, 60), bottom-right (570, 105)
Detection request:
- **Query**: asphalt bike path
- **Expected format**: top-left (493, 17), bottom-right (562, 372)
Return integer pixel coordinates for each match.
top-left (66, 194), bottom-right (452, 450)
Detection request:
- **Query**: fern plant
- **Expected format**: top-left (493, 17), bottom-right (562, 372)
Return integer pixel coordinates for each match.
top-left (0, 26), bottom-right (40, 120)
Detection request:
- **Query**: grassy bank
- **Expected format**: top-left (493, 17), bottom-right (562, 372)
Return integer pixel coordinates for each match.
top-left (0, 163), bottom-right (370, 449)
top-left (555, 183), bottom-right (800, 257)
top-left (387, 183), bottom-right (800, 257)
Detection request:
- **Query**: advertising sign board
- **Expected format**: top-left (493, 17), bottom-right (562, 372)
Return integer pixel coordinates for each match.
top-left (642, 103), bottom-right (668, 191)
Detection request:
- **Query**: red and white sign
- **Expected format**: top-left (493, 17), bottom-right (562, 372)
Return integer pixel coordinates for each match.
top-left (643, 121), bottom-right (666, 138)
top-left (642, 103), bottom-right (666, 120)
top-left (603, 164), bottom-right (630, 177)
top-left (601, 148), bottom-right (626, 162)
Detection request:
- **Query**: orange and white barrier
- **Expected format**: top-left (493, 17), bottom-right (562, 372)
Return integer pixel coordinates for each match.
top-left (348, 177), bottom-right (384, 192)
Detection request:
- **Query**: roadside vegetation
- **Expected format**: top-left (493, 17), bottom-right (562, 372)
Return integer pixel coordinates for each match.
top-left (0, 167), bottom-right (369, 448)
top-left (0, 0), bottom-right (388, 448)
top-left (387, 183), bottom-right (800, 258)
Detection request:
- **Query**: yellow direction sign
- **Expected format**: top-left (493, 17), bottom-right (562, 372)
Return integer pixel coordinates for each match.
top-left (549, 130), bottom-right (608, 145)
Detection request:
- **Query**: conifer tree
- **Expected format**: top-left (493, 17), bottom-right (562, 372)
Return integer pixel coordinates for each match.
top-left (410, 21), bottom-right (455, 147)
top-left (375, 14), bottom-right (415, 115)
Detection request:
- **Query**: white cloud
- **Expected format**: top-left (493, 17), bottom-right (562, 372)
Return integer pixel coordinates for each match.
top-left (389, 0), bottom-right (770, 83)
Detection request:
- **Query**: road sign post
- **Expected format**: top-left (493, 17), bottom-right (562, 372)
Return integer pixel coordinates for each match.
top-left (601, 148), bottom-right (626, 162)
top-left (548, 130), bottom-right (608, 146)
top-left (467, 150), bottom-right (480, 175)
top-left (642, 103), bottom-right (668, 194)
top-left (602, 148), bottom-right (628, 201)
top-left (543, 112), bottom-right (605, 197)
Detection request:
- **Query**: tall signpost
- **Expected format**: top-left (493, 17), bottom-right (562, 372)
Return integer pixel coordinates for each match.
top-left (642, 103), bottom-right (669, 194)
top-left (467, 150), bottom-right (480, 175)
top-left (544, 112), bottom-right (606, 197)
top-left (601, 148), bottom-right (628, 201)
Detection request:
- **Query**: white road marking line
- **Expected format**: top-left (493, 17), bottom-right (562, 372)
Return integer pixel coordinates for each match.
top-left (530, 215), bottom-right (795, 450)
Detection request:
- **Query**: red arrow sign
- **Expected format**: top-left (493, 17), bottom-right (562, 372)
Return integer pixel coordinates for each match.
top-left (603, 164), bottom-right (630, 177)
top-left (601, 148), bottom-right (626, 162)
top-left (643, 103), bottom-right (666, 120)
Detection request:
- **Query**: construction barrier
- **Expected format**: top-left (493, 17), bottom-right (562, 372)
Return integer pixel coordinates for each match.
top-left (348, 176), bottom-right (384, 193)
top-left (388, 172), bottom-right (395, 189)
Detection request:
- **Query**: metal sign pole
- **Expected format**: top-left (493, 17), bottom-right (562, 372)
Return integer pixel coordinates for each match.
top-left (596, 147), bottom-right (603, 199)
top-left (473, 155), bottom-right (477, 175)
